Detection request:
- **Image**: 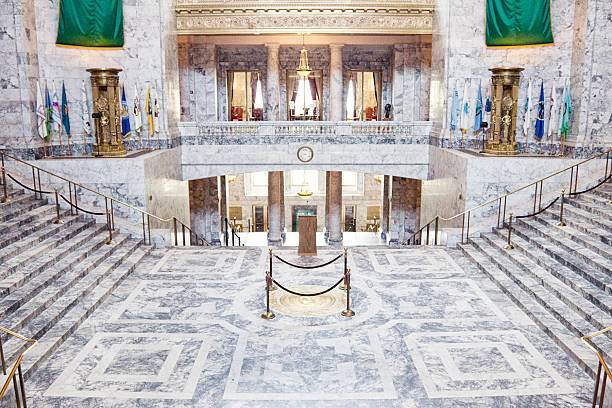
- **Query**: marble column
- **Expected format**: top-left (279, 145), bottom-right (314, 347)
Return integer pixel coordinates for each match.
top-left (219, 175), bottom-right (227, 239)
top-left (267, 171), bottom-right (283, 246)
top-left (389, 177), bottom-right (421, 245)
top-left (329, 44), bottom-right (344, 122)
top-left (381, 175), bottom-right (391, 241)
top-left (265, 43), bottom-right (281, 121)
top-left (280, 171), bottom-right (286, 239)
top-left (327, 171), bottom-right (343, 246)
top-left (188, 177), bottom-right (221, 246)
top-left (191, 44), bottom-right (218, 122)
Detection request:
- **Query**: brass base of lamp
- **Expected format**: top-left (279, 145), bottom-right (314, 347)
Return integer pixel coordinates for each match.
top-left (341, 309), bottom-right (355, 317)
top-left (261, 311), bottom-right (276, 320)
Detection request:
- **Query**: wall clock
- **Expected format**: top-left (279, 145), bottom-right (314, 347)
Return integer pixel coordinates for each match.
top-left (297, 146), bottom-right (314, 163)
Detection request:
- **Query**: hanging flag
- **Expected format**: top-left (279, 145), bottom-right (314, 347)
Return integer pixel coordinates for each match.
top-left (120, 85), bottom-right (131, 139)
top-left (81, 80), bottom-right (91, 135)
top-left (133, 85), bottom-right (142, 133)
top-left (486, 0), bottom-right (554, 47)
top-left (474, 82), bottom-right (483, 132)
top-left (56, 0), bottom-right (124, 48)
top-left (523, 79), bottom-right (532, 138)
top-left (547, 80), bottom-right (557, 140)
top-left (153, 82), bottom-right (160, 133)
top-left (484, 86), bottom-right (492, 127)
top-left (459, 79), bottom-right (470, 132)
top-left (449, 82), bottom-right (460, 132)
top-left (534, 81), bottom-right (545, 141)
top-left (51, 82), bottom-right (61, 133)
top-left (559, 81), bottom-right (572, 138)
top-left (61, 82), bottom-right (70, 136)
top-left (36, 81), bottom-right (48, 139)
top-left (145, 86), bottom-right (153, 136)
top-left (45, 83), bottom-right (53, 138)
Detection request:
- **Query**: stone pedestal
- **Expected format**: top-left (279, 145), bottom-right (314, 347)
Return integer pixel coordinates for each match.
top-left (267, 171), bottom-right (283, 245)
top-left (327, 171), bottom-right (343, 246)
top-left (329, 44), bottom-right (344, 121)
top-left (265, 44), bottom-right (281, 121)
top-left (389, 176), bottom-right (421, 245)
top-left (188, 177), bottom-right (221, 245)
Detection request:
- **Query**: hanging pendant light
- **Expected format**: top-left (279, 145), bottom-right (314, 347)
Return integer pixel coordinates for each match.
top-left (296, 35), bottom-right (312, 78)
top-left (297, 169), bottom-right (313, 198)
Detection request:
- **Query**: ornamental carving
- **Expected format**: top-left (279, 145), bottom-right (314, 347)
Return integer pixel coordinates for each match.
top-left (175, 2), bottom-right (434, 34)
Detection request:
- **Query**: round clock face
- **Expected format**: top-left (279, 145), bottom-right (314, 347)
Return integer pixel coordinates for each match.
top-left (297, 146), bottom-right (314, 163)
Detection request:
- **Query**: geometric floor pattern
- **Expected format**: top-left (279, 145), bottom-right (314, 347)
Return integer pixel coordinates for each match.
top-left (23, 247), bottom-right (593, 407)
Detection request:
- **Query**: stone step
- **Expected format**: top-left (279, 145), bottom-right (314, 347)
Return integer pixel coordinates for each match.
top-left (0, 229), bottom-right (121, 320)
top-left (459, 243), bottom-right (601, 377)
top-left (0, 215), bottom-right (87, 265)
top-left (590, 184), bottom-right (612, 200)
top-left (1, 238), bottom-right (143, 362)
top-left (499, 224), bottom-right (612, 298)
top-left (566, 196), bottom-right (612, 219)
top-left (0, 197), bottom-right (48, 223)
top-left (547, 208), bottom-right (612, 247)
top-left (579, 191), bottom-right (612, 207)
top-left (0, 223), bottom-right (107, 289)
top-left (480, 232), bottom-right (612, 327)
top-left (18, 245), bottom-right (153, 379)
top-left (513, 217), bottom-right (612, 277)
top-left (0, 204), bottom-right (57, 238)
top-left (555, 202), bottom-right (612, 234)
top-left (0, 192), bottom-right (39, 215)
top-left (530, 213), bottom-right (612, 260)
top-left (0, 208), bottom-right (70, 252)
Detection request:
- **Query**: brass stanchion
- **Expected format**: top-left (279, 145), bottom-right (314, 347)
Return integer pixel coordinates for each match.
top-left (261, 271), bottom-right (275, 320)
top-left (268, 249), bottom-right (277, 291)
top-left (340, 248), bottom-right (348, 290)
top-left (504, 212), bottom-right (514, 249)
top-left (557, 190), bottom-right (566, 226)
top-left (53, 189), bottom-right (63, 224)
top-left (341, 269), bottom-right (355, 317)
top-left (1, 166), bottom-right (10, 203)
top-left (106, 210), bottom-right (115, 245)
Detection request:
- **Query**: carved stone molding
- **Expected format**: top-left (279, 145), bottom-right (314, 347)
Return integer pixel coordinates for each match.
top-left (176, 2), bottom-right (434, 35)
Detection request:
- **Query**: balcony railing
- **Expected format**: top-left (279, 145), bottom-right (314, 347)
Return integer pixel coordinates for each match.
top-left (178, 121), bottom-right (432, 144)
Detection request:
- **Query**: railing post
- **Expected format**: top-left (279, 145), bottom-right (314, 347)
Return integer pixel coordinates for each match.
top-left (31, 167), bottom-right (37, 200)
top-left (53, 189), bottom-right (63, 224)
top-left (268, 248), bottom-right (277, 291)
top-left (504, 212), bottom-right (514, 249)
top-left (340, 248), bottom-right (348, 290)
top-left (341, 268), bottom-right (355, 317)
top-left (173, 218), bottom-right (178, 246)
top-left (260, 271), bottom-right (275, 320)
top-left (466, 211), bottom-right (471, 243)
top-left (147, 214), bottom-right (151, 246)
top-left (68, 182), bottom-right (74, 216)
top-left (434, 216), bottom-right (439, 246)
top-left (141, 213), bottom-right (146, 245)
top-left (461, 213), bottom-right (465, 244)
top-left (106, 210), bottom-right (115, 245)
top-left (1, 166), bottom-right (9, 203)
top-left (224, 218), bottom-right (229, 246)
top-left (182, 224), bottom-right (186, 246)
top-left (426, 223), bottom-right (430, 245)
top-left (232, 228), bottom-right (235, 246)
top-left (599, 371), bottom-right (607, 408)
top-left (557, 190), bottom-right (566, 227)
top-left (18, 364), bottom-right (26, 408)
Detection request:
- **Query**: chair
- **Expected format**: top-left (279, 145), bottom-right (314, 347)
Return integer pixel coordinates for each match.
top-left (365, 107), bottom-right (374, 121)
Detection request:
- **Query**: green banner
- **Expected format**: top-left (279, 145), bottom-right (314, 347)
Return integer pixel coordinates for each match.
top-left (486, 0), bottom-right (554, 47)
top-left (56, 0), bottom-right (124, 48)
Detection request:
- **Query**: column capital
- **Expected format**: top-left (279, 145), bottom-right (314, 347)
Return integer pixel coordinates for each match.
top-left (265, 43), bottom-right (281, 50)
top-left (329, 43), bottom-right (344, 51)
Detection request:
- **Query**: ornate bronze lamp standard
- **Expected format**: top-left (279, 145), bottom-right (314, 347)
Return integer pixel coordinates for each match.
top-left (485, 67), bottom-right (523, 155)
top-left (86, 68), bottom-right (127, 157)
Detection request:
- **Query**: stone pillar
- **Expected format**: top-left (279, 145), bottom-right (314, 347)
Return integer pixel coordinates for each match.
top-left (267, 171), bottom-right (283, 246)
top-left (324, 171), bottom-right (330, 238)
top-left (265, 43), bottom-right (281, 121)
top-left (219, 175), bottom-right (227, 240)
top-left (381, 175), bottom-right (391, 241)
top-left (191, 44), bottom-right (217, 122)
top-left (280, 171), bottom-right (286, 239)
top-left (389, 177), bottom-right (421, 245)
top-left (188, 177), bottom-right (221, 246)
top-left (327, 171), bottom-right (343, 246)
top-left (329, 44), bottom-right (344, 121)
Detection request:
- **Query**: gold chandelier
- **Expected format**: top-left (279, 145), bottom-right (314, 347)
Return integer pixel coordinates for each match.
top-left (296, 169), bottom-right (313, 199)
top-left (296, 35), bottom-right (311, 77)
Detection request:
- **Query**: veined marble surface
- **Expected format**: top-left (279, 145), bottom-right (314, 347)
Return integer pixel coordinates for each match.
top-left (21, 246), bottom-right (592, 407)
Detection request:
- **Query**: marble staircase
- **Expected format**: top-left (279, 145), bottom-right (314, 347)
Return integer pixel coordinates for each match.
top-left (0, 184), bottom-right (153, 381)
top-left (460, 182), bottom-right (612, 379)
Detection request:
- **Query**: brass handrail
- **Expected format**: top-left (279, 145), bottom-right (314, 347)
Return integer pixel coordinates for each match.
top-left (405, 148), bottom-right (612, 245)
top-left (0, 152), bottom-right (209, 247)
top-left (582, 326), bottom-right (612, 407)
top-left (0, 326), bottom-right (37, 405)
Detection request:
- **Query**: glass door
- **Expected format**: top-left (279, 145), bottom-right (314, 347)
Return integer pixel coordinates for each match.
top-left (252, 205), bottom-right (267, 232)
top-left (343, 205), bottom-right (357, 232)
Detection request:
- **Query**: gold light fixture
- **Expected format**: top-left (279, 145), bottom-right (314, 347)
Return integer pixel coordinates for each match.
top-left (296, 169), bottom-right (313, 199)
top-left (296, 35), bottom-right (311, 78)
top-left (227, 175), bottom-right (237, 183)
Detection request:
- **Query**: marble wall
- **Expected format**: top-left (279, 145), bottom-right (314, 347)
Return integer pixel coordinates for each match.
top-left (392, 43), bottom-right (432, 121)
top-left (188, 176), bottom-right (221, 245)
top-left (430, 0), bottom-right (612, 156)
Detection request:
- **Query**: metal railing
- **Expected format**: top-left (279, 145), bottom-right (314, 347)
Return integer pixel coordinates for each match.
top-left (0, 327), bottom-right (37, 407)
top-left (0, 152), bottom-right (209, 248)
top-left (404, 149), bottom-right (612, 246)
top-left (582, 327), bottom-right (612, 408)
top-left (223, 218), bottom-right (243, 247)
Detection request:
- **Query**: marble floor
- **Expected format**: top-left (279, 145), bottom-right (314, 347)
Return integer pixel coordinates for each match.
top-left (238, 231), bottom-right (386, 247)
top-left (21, 246), bottom-right (593, 407)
